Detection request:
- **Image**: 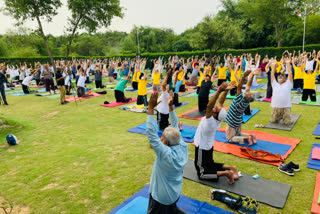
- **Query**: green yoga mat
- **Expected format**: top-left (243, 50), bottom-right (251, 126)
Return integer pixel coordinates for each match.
top-left (226, 94), bottom-right (237, 99)
top-left (188, 90), bottom-right (216, 98)
top-left (299, 95), bottom-right (320, 105)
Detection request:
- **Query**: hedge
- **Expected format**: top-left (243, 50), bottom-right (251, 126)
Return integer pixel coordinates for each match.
top-left (1, 44), bottom-right (320, 69)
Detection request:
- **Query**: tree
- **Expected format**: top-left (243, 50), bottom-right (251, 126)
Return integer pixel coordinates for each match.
top-left (191, 15), bottom-right (242, 58)
top-left (65, 0), bottom-right (123, 58)
top-left (237, 0), bottom-right (301, 47)
top-left (172, 39), bottom-right (192, 52)
top-left (3, 0), bottom-right (62, 71)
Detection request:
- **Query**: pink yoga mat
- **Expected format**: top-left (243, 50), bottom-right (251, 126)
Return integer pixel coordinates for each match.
top-left (312, 148), bottom-right (320, 160)
top-left (263, 97), bottom-right (272, 102)
top-left (66, 93), bottom-right (102, 102)
top-left (101, 97), bottom-right (137, 107)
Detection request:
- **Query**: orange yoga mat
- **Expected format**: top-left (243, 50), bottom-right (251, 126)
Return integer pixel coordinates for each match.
top-left (312, 172), bottom-right (320, 214)
top-left (66, 93), bottom-right (102, 102)
top-left (192, 128), bottom-right (301, 166)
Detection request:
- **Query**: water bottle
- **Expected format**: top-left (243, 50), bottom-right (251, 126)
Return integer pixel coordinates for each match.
top-left (222, 196), bottom-right (237, 203)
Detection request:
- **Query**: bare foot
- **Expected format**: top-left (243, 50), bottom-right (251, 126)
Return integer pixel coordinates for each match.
top-left (251, 134), bottom-right (257, 144)
top-left (247, 136), bottom-right (253, 146)
top-left (226, 171), bottom-right (235, 184)
top-left (230, 166), bottom-right (239, 180)
top-left (178, 122), bottom-right (183, 131)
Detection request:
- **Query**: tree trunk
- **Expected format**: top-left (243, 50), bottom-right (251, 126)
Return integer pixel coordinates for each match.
top-left (275, 23), bottom-right (282, 47)
top-left (34, 13), bottom-right (56, 72)
top-left (65, 16), bottom-right (82, 60)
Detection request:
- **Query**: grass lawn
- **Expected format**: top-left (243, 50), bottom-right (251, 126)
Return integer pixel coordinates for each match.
top-left (0, 76), bottom-right (319, 213)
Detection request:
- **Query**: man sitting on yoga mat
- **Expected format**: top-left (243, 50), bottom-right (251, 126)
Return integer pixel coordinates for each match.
top-left (226, 69), bottom-right (260, 146)
top-left (194, 82), bottom-right (238, 184)
top-left (146, 92), bottom-right (188, 214)
top-left (270, 57), bottom-right (293, 125)
top-left (198, 66), bottom-right (217, 113)
top-left (114, 70), bottom-right (132, 103)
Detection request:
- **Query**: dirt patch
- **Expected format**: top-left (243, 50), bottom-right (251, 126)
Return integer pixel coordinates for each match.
top-left (0, 196), bottom-right (31, 214)
top-left (41, 111), bottom-right (59, 119)
top-left (7, 149), bottom-right (16, 153)
top-left (41, 183), bottom-right (59, 191)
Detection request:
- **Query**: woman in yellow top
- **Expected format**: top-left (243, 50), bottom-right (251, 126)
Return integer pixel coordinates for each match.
top-left (227, 56), bottom-right (242, 96)
top-left (177, 66), bottom-right (186, 92)
top-left (300, 53), bottom-right (319, 102)
top-left (132, 65), bottom-right (141, 90)
top-left (293, 56), bottom-right (304, 92)
top-left (217, 62), bottom-right (228, 86)
top-left (152, 68), bottom-right (161, 92)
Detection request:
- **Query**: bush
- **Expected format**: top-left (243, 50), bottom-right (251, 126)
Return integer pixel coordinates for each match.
top-left (1, 44), bottom-right (319, 68)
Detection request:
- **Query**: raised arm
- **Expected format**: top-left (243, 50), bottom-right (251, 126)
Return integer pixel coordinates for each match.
top-left (206, 82), bottom-right (228, 118)
top-left (217, 81), bottom-right (236, 108)
top-left (237, 70), bottom-right (251, 95)
top-left (245, 69), bottom-right (261, 91)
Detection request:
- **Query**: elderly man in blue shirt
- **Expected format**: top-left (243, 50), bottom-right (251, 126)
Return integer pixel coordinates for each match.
top-left (146, 91), bottom-right (188, 214)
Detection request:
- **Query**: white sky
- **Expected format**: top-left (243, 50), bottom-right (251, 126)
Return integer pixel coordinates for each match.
top-left (0, 0), bottom-right (222, 35)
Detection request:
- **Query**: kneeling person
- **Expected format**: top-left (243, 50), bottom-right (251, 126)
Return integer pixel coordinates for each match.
top-left (194, 82), bottom-right (238, 184)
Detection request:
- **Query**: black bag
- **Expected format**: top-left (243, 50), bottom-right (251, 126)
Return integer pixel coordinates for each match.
top-left (211, 189), bottom-right (242, 210)
top-left (96, 91), bottom-right (107, 95)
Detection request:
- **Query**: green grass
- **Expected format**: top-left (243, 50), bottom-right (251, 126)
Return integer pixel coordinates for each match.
top-left (0, 77), bottom-right (318, 213)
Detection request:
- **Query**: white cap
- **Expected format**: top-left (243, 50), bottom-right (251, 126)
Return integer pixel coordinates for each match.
top-left (218, 108), bottom-right (227, 122)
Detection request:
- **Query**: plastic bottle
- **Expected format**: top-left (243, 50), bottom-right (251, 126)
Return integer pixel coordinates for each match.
top-left (222, 197), bottom-right (237, 203)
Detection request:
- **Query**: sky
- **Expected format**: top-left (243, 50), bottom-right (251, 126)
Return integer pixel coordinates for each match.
top-left (0, 0), bottom-right (222, 35)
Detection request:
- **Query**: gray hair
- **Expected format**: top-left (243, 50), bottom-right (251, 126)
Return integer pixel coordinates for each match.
top-left (163, 127), bottom-right (181, 146)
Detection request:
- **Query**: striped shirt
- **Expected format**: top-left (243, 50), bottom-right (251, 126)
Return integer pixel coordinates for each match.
top-left (226, 93), bottom-right (249, 128)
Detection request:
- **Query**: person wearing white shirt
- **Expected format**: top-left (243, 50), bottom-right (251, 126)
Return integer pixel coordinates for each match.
top-left (22, 71), bottom-right (37, 94)
top-left (194, 82), bottom-right (238, 184)
top-left (270, 57), bottom-right (293, 125)
top-left (77, 68), bottom-right (86, 97)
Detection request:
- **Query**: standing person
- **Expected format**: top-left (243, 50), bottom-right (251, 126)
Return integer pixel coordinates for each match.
top-left (42, 64), bottom-right (56, 95)
top-left (132, 65), bottom-right (141, 90)
top-left (198, 67), bottom-right (217, 113)
top-left (301, 52), bottom-right (319, 102)
top-left (225, 70), bottom-right (260, 146)
top-left (217, 61), bottom-right (228, 86)
top-left (292, 52), bottom-right (304, 93)
top-left (56, 67), bottom-right (68, 105)
top-left (0, 66), bottom-right (8, 105)
top-left (77, 67), bottom-right (86, 98)
top-left (177, 66), bottom-right (186, 92)
top-left (136, 72), bottom-right (148, 107)
top-left (146, 92), bottom-right (188, 214)
top-left (94, 63), bottom-right (103, 89)
top-left (157, 68), bottom-right (172, 131)
top-left (194, 82), bottom-right (238, 184)
top-left (114, 70), bottom-right (132, 103)
top-left (270, 58), bottom-right (293, 124)
top-left (108, 63), bottom-right (115, 83)
top-left (173, 68), bottom-right (186, 107)
top-left (152, 68), bottom-right (161, 92)
top-left (64, 65), bottom-right (72, 95)
top-left (34, 64), bottom-right (42, 86)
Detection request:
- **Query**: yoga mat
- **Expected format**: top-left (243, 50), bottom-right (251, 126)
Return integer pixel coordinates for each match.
top-left (264, 114), bottom-right (300, 131)
top-left (254, 92), bottom-right (266, 102)
top-left (5, 90), bottom-right (23, 95)
top-left (307, 143), bottom-right (320, 171)
top-left (226, 94), bottom-right (237, 99)
top-left (300, 95), bottom-right (320, 105)
top-left (178, 108), bottom-right (258, 124)
top-left (125, 88), bottom-right (137, 92)
top-left (242, 109), bottom-right (260, 123)
top-left (186, 90), bottom-right (216, 98)
top-left (251, 84), bottom-right (265, 90)
top-left (179, 88), bottom-right (196, 96)
top-left (291, 95), bottom-right (301, 104)
top-left (109, 185), bottom-right (233, 214)
top-left (263, 97), bottom-right (272, 102)
top-left (10, 88), bottom-right (46, 96)
top-left (314, 123), bottom-right (320, 136)
top-left (211, 128), bottom-right (301, 166)
top-left (311, 172), bottom-right (320, 214)
top-left (101, 97), bottom-right (137, 107)
top-left (183, 160), bottom-right (291, 209)
top-left (127, 122), bottom-right (197, 143)
top-left (66, 93), bottom-right (102, 102)
top-left (312, 148), bottom-right (320, 160)
top-left (121, 102), bottom-right (188, 113)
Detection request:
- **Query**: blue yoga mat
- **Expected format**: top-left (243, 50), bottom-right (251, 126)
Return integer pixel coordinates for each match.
top-left (11, 88), bottom-right (46, 96)
top-left (307, 143), bottom-right (320, 170)
top-left (251, 84), bottom-right (265, 90)
top-left (312, 122), bottom-right (320, 136)
top-left (109, 185), bottom-right (233, 214)
top-left (125, 88), bottom-right (137, 92)
top-left (214, 131), bottom-right (291, 156)
top-left (127, 123), bottom-right (197, 143)
top-left (242, 109), bottom-right (260, 123)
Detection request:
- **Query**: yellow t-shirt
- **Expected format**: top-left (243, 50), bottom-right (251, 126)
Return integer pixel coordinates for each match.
top-left (198, 71), bottom-right (203, 87)
top-left (218, 67), bottom-right (227, 79)
top-left (138, 79), bottom-right (148, 95)
top-left (230, 70), bottom-right (242, 86)
top-left (204, 66), bottom-right (212, 72)
top-left (303, 71), bottom-right (317, 90)
top-left (153, 72), bottom-right (161, 85)
top-left (133, 71), bottom-right (141, 82)
top-left (293, 65), bottom-right (303, 80)
top-left (276, 61), bottom-right (282, 73)
top-left (177, 71), bottom-right (186, 85)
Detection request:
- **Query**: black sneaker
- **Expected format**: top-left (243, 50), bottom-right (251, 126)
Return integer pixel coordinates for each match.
top-left (278, 164), bottom-right (294, 176)
top-left (287, 161), bottom-right (300, 172)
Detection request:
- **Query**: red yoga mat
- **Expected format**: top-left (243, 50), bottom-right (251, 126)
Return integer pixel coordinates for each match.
top-left (66, 93), bottom-right (102, 102)
top-left (312, 148), bottom-right (320, 160)
top-left (191, 128), bottom-right (301, 166)
top-left (312, 172), bottom-right (320, 214)
top-left (101, 97), bottom-right (137, 107)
